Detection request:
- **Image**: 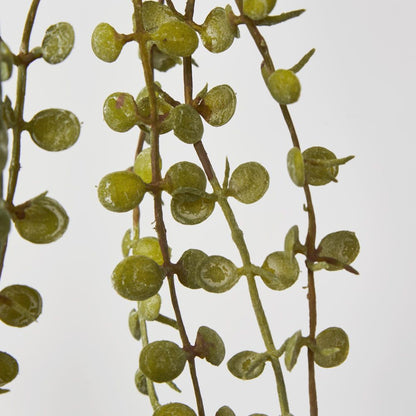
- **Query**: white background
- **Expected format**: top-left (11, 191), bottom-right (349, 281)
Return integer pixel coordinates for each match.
top-left (0, 0), bottom-right (415, 415)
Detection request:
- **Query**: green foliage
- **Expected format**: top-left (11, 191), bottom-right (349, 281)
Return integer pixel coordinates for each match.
top-left (200, 7), bottom-right (238, 53)
top-left (0, 352), bottom-right (18, 387)
top-left (141, 2), bottom-right (176, 33)
top-left (97, 170), bottom-right (146, 212)
top-left (261, 251), bottom-right (300, 291)
top-left (138, 294), bottom-right (162, 321)
top-left (267, 69), bottom-right (301, 105)
top-left (314, 327), bottom-right (349, 368)
top-left (134, 148), bottom-right (159, 183)
top-left (153, 21), bottom-right (199, 58)
top-left (243, 0), bottom-right (277, 21)
top-left (0, 2), bottom-right (80, 391)
top-left (89, 2), bottom-right (359, 415)
top-left (228, 162), bottom-right (269, 204)
top-left (177, 248), bottom-right (207, 289)
top-left (284, 330), bottom-right (303, 371)
top-left (153, 402), bottom-right (197, 416)
top-left (171, 104), bottom-right (204, 144)
top-left (128, 309), bottom-right (142, 341)
top-left (28, 108), bottom-right (80, 151)
top-left (317, 231), bottom-right (360, 271)
top-left (111, 255), bottom-right (164, 301)
top-left (198, 255), bottom-right (240, 293)
top-left (91, 23), bottom-right (125, 62)
top-left (164, 161), bottom-right (207, 194)
top-left (103, 92), bottom-right (139, 132)
top-left (227, 350), bottom-right (267, 380)
top-left (170, 188), bottom-right (215, 225)
top-left (13, 194), bottom-right (69, 244)
top-left (198, 84), bottom-right (237, 127)
top-left (41, 22), bottom-right (75, 64)
top-left (0, 284), bottom-right (42, 327)
top-left (194, 326), bottom-right (225, 366)
top-left (139, 340), bottom-right (186, 382)
top-left (0, 40), bottom-right (13, 81)
top-left (287, 147), bottom-right (305, 186)
top-left (216, 406), bottom-right (236, 416)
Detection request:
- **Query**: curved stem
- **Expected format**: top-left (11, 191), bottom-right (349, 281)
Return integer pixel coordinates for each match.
top-left (280, 105), bottom-right (318, 416)
top-left (133, 2), bottom-right (205, 415)
top-left (234, 4), bottom-right (319, 414)
top-left (181, 3), bottom-right (290, 413)
top-left (194, 142), bottom-right (290, 416)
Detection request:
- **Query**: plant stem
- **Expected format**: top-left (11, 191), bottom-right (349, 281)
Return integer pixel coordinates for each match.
top-left (133, 2), bottom-right (205, 414)
top-left (0, 0), bottom-right (41, 280)
top-left (280, 105), bottom-right (318, 416)
top-left (194, 142), bottom-right (290, 416)
top-left (180, 3), bottom-right (290, 412)
top-left (234, 5), bottom-right (319, 414)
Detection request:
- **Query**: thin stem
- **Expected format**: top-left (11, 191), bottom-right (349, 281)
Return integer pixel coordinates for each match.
top-left (235, 6), bottom-right (320, 414)
top-left (0, 0), bottom-right (41, 280)
top-left (194, 142), bottom-right (290, 416)
top-left (303, 184), bottom-right (318, 416)
top-left (281, 106), bottom-right (318, 415)
top-left (155, 314), bottom-right (179, 330)
top-left (183, 3), bottom-right (289, 412)
top-left (133, 2), bottom-right (205, 415)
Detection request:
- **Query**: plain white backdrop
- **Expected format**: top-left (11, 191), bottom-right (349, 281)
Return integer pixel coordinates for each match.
top-left (0, 0), bottom-right (415, 415)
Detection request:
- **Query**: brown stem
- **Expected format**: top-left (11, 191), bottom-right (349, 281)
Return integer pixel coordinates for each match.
top-left (133, 2), bottom-right (205, 414)
top-left (235, 5), bottom-right (320, 414)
